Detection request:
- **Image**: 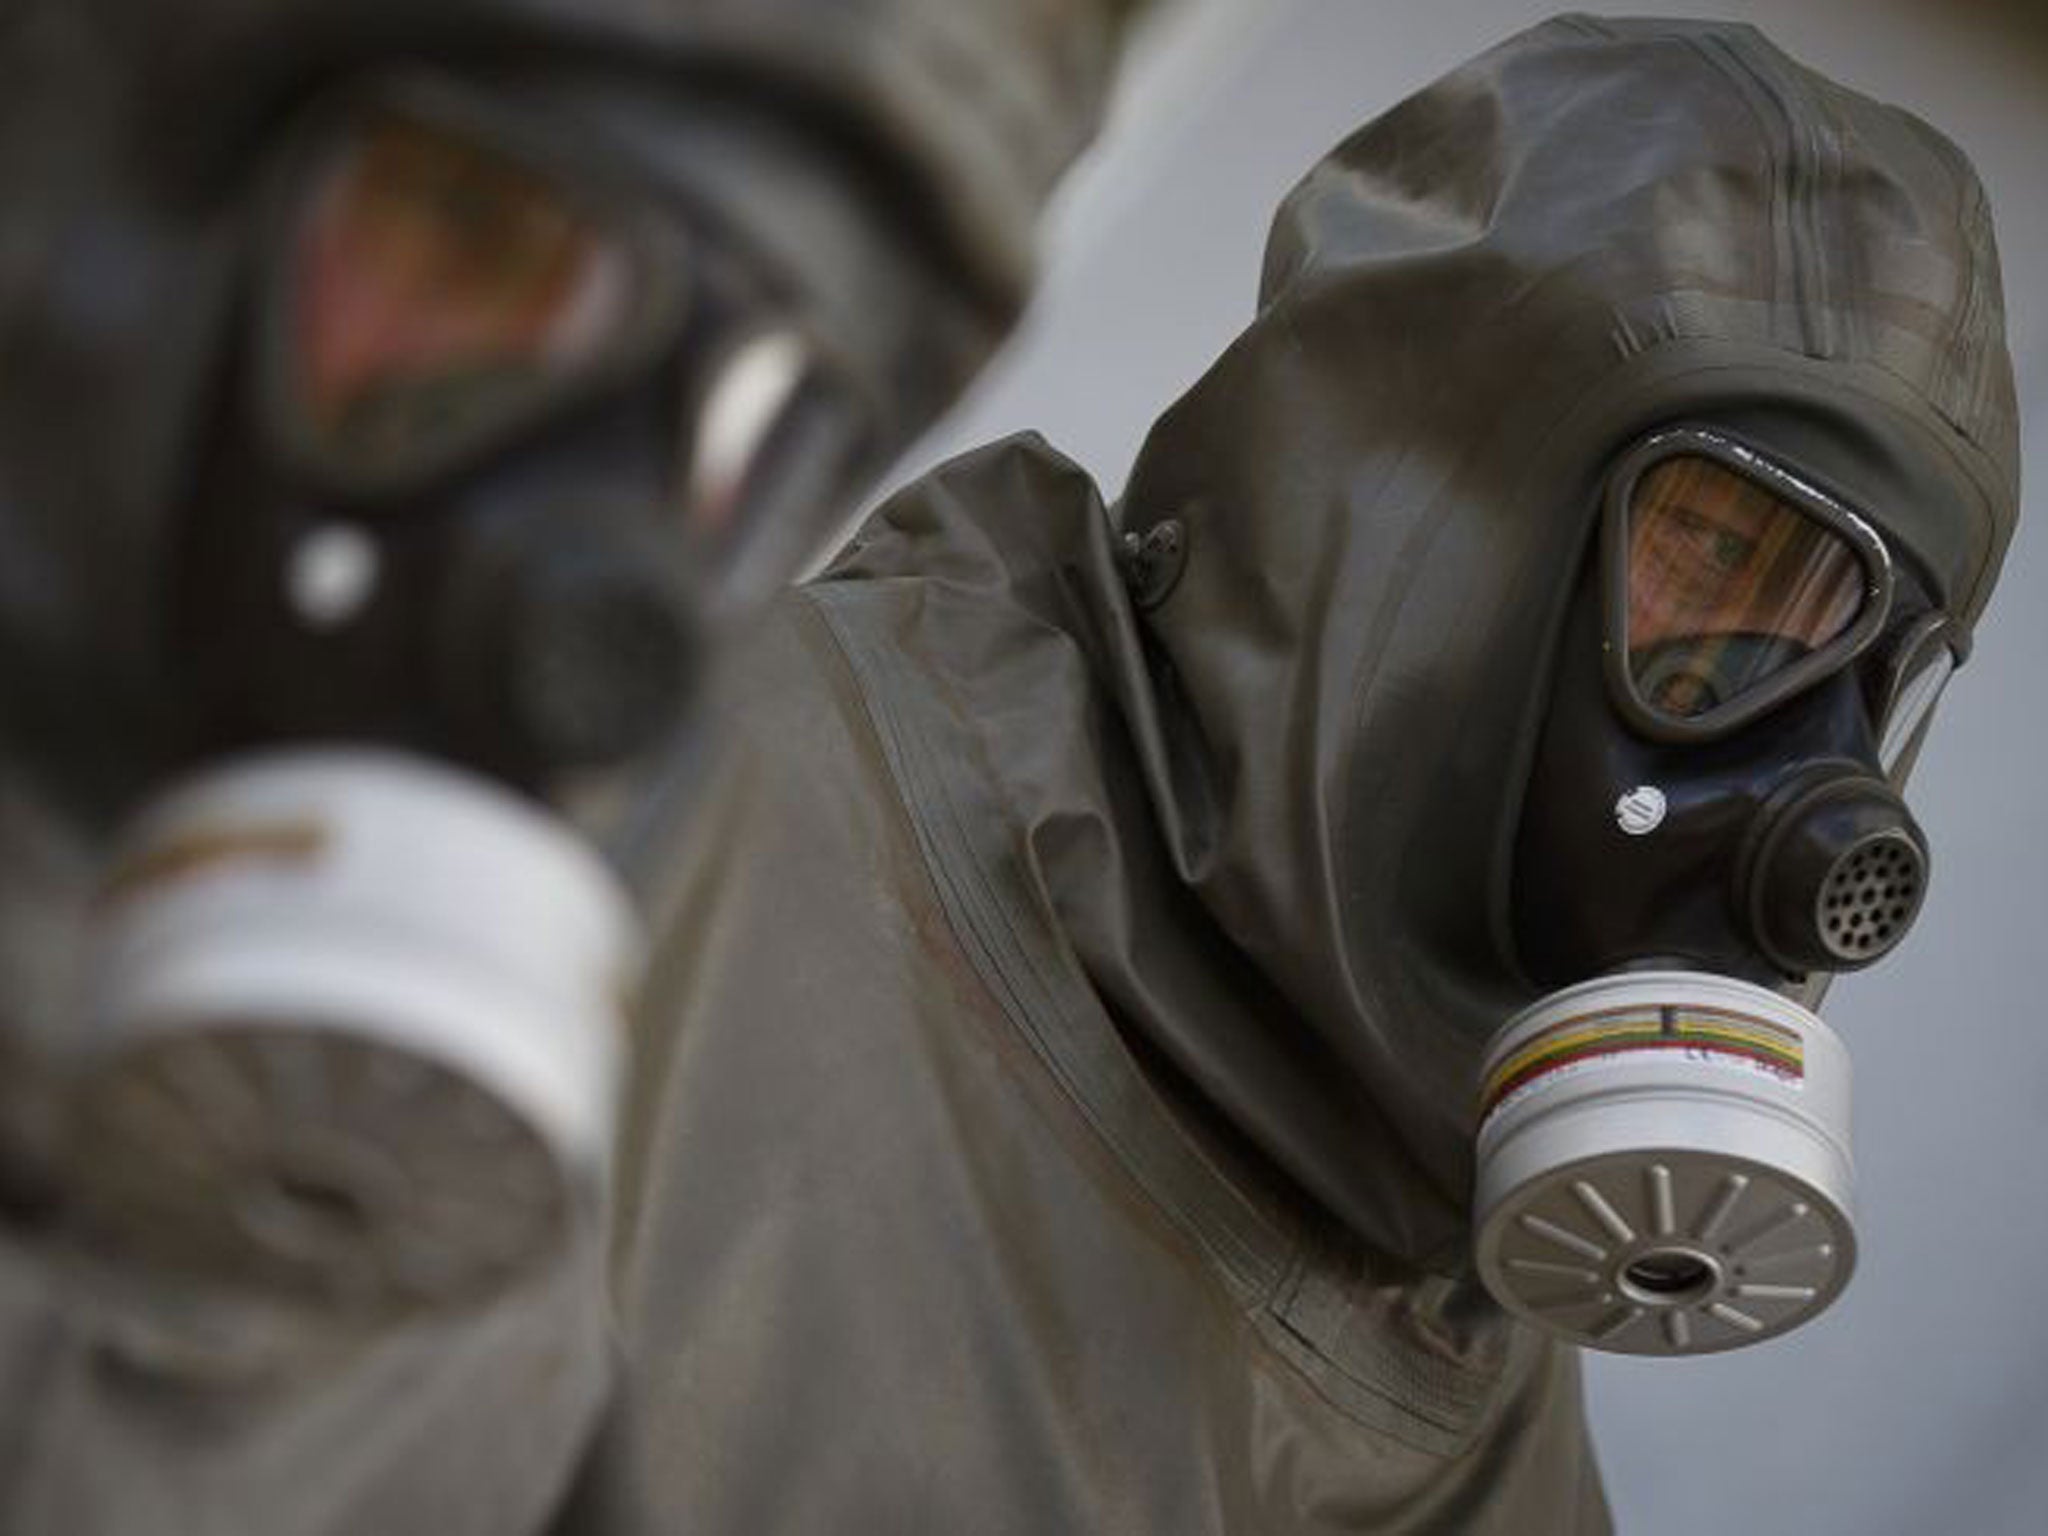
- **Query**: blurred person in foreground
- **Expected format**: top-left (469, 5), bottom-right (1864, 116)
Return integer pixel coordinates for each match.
top-left (0, 1), bottom-right (1139, 1531)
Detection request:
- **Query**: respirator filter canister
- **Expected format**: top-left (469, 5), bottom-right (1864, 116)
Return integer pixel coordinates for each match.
top-left (61, 749), bottom-right (639, 1320)
top-left (1473, 970), bottom-right (1853, 1356)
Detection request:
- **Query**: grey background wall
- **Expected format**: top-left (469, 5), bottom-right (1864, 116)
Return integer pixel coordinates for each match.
top-left (867, 4), bottom-right (2048, 1531)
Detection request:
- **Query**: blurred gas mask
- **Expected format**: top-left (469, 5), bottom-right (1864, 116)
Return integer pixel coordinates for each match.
top-left (1479, 426), bottom-right (1959, 1356)
top-left (18, 67), bottom-right (889, 1339)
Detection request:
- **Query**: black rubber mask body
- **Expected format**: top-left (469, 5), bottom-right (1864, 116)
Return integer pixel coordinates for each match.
top-left (1514, 563), bottom-right (1926, 989)
top-left (179, 343), bottom-right (702, 794)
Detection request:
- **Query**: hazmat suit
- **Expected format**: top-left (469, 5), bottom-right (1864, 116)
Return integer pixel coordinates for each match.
top-left (579, 13), bottom-right (2017, 1532)
top-left (0, 0), bottom-right (1139, 1531)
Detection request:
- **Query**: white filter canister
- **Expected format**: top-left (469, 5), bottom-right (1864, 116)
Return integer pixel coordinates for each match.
top-left (65, 748), bottom-right (640, 1317)
top-left (1472, 970), bottom-right (1854, 1356)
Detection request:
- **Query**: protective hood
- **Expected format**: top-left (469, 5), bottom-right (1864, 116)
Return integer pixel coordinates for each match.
top-left (108, 0), bottom-right (1129, 314)
top-left (827, 14), bottom-right (2017, 1265)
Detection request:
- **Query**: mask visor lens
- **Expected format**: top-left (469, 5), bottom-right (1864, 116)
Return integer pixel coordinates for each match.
top-left (1624, 454), bottom-right (1871, 722)
top-left (288, 113), bottom-right (636, 467)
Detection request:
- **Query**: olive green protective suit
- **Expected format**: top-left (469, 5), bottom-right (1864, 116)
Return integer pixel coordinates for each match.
top-left (582, 14), bottom-right (2016, 1533)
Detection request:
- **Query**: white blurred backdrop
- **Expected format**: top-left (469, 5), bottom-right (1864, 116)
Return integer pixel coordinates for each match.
top-left (869, 3), bottom-right (2048, 1531)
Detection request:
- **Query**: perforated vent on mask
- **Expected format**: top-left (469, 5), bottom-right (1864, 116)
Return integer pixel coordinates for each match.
top-left (1818, 832), bottom-right (1925, 962)
top-left (1741, 771), bottom-right (1928, 977)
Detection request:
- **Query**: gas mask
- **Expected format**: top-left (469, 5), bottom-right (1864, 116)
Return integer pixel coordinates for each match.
top-left (11, 66), bottom-right (892, 1341)
top-left (1478, 426), bottom-right (1960, 1356)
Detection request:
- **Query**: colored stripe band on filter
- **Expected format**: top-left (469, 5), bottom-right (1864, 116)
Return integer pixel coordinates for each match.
top-left (1479, 1004), bottom-right (1805, 1125)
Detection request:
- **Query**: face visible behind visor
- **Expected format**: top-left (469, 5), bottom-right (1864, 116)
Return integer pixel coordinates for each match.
top-left (1610, 435), bottom-right (1958, 783)
top-left (286, 112), bottom-right (649, 482)
top-left (1613, 437), bottom-right (1884, 737)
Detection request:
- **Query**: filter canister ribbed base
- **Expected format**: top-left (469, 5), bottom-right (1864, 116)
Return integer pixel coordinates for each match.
top-left (1473, 971), bottom-right (1854, 1356)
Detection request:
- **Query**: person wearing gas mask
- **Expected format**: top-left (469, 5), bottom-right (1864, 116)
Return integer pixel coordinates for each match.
top-left (575, 14), bottom-right (2017, 1532)
top-left (0, 1), bottom-right (1142, 1531)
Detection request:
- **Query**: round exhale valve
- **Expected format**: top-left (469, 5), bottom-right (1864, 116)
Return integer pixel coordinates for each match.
top-left (1742, 770), bottom-right (1928, 975)
top-left (1815, 831), bottom-right (1925, 963)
